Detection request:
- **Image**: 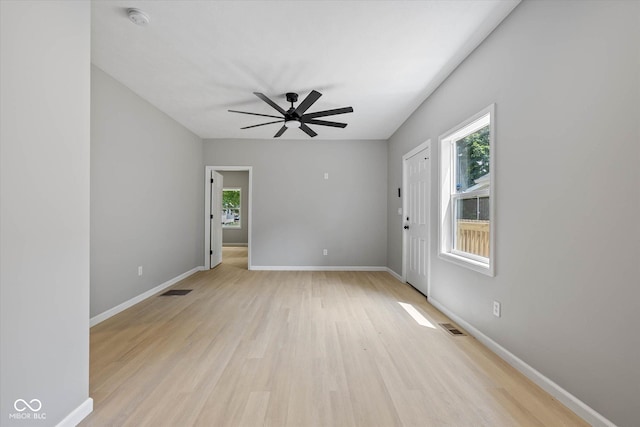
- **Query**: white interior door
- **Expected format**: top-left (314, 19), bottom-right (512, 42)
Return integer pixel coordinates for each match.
top-left (404, 147), bottom-right (430, 295)
top-left (210, 171), bottom-right (223, 268)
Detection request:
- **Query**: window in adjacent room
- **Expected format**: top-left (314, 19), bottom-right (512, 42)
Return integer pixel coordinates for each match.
top-left (222, 188), bottom-right (241, 228)
top-left (439, 104), bottom-right (495, 276)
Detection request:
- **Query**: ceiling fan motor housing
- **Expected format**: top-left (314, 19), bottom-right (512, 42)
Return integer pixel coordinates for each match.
top-left (284, 93), bottom-right (301, 121)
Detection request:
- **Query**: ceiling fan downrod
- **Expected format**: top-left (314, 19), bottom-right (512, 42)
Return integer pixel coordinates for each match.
top-left (285, 92), bottom-right (298, 109)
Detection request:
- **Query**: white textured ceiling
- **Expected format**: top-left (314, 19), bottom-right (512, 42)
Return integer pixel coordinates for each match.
top-left (91, 0), bottom-right (519, 140)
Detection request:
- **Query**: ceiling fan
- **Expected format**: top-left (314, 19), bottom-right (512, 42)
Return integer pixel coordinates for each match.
top-left (228, 90), bottom-right (353, 138)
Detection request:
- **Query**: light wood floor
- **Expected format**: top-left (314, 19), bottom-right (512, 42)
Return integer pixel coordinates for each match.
top-left (82, 247), bottom-right (586, 426)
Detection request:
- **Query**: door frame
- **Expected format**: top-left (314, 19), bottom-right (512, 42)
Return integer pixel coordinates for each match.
top-left (204, 165), bottom-right (253, 269)
top-left (402, 140), bottom-right (431, 296)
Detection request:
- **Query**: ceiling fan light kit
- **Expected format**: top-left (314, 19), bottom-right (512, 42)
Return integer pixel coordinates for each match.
top-left (284, 120), bottom-right (301, 128)
top-left (228, 90), bottom-right (353, 138)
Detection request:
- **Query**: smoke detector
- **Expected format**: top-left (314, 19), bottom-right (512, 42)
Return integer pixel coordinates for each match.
top-left (127, 8), bottom-right (150, 26)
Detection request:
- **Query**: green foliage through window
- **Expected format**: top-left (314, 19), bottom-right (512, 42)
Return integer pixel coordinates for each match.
top-left (223, 189), bottom-right (240, 209)
top-left (455, 125), bottom-right (490, 191)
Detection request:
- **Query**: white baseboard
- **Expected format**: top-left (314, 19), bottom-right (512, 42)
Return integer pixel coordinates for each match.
top-left (90, 266), bottom-right (205, 327)
top-left (223, 243), bottom-right (248, 247)
top-left (249, 266), bottom-right (388, 272)
top-left (385, 267), bottom-right (403, 282)
top-left (55, 397), bottom-right (93, 427)
top-left (428, 297), bottom-right (616, 427)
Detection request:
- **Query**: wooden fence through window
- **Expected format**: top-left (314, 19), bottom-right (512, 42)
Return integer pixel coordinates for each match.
top-left (456, 220), bottom-right (490, 258)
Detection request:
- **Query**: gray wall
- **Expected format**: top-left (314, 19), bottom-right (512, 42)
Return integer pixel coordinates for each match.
top-left (0, 1), bottom-right (91, 424)
top-left (387, 1), bottom-right (640, 426)
top-left (220, 171), bottom-right (249, 245)
top-left (91, 66), bottom-right (204, 318)
top-left (204, 139), bottom-right (387, 267)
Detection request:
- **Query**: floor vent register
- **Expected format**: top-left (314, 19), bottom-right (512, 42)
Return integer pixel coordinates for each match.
top-left (160, 289), bottom-right (193, 296)
top-left (439, 323), bottom-right (466, 336)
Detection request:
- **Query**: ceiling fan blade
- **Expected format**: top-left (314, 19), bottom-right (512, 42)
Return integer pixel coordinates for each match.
top-left (254, 92), bottom-right (286, 115)
top-left (241, 120), bottom-right (283, 130)
top-left (274, 125), bottom-right (287, 138)
top-left (294, 90), bottom-right (322, 116)
top-left (299, 123), bottom-right (317, 138)
top-left (302, 119), bottom-right (347, 128)
top-left (301, 106), bottom-right (354, 120)
top-left (229, 110), bottom-right (283, 119)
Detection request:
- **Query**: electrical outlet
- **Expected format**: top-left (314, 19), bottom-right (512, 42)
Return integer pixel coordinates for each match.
top-left (324, 172), bottom-right (329, 180)
top-left (138, 266), bottom-right (143, 276)
top-left (323, 249), bottom-right (328, 256)
top-left (493, 300), bottom-right (501, 318)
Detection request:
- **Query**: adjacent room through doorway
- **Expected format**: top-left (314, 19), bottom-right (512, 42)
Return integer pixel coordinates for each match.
top-left (219, 170), bottom-right (249, 269)
top-left (222, 246), bottom-right (248, 269)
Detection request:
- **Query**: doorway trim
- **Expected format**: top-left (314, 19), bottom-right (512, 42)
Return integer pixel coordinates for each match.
top-left (204, 166), bottom-right (253, 269)
top-left (402, 140), bottom-right (431, 297)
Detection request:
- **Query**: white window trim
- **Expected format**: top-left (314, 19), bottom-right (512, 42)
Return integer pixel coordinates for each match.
top-left (222, 187), bottom-right (242, 229)
top-left (439, 104), bottom-right (495, 276)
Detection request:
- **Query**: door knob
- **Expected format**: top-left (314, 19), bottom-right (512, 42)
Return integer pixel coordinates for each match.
top-left (404, 225), bottom-right (409, 229)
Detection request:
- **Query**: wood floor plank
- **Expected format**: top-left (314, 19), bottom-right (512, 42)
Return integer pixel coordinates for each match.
top-left (81, 247), bottom-right (588, 426)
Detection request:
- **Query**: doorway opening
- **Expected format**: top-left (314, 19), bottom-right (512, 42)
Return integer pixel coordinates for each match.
top-left (205, 166), bottom-right (253, 270)
top-left (222, 246), bottom-right (248, 269)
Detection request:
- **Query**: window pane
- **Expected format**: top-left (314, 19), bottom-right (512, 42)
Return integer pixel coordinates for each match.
top-left (454, 197), bottom-right (490, 258)
top-left (222, 189), bottom-right (241, 228)
top-left (478, 196), bottom-right (490, 221)
top-left (455, 125), bottom-right (490, 194)
top-left (452, 124), bottom-right (490, 259)
top-left (457, 198), bottom-right (478, 220)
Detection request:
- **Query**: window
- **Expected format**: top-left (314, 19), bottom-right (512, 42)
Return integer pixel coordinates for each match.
top-left (222, 188), bottom-right (241, 228)
top-left (439, 105), bottom-right (495, 276)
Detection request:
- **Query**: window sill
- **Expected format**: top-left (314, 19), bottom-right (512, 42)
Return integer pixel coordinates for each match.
top-left (439, 251), bottom-right (494, 277)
